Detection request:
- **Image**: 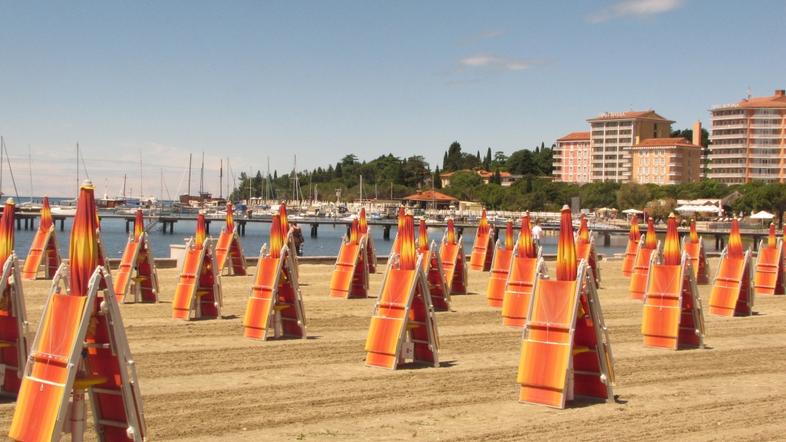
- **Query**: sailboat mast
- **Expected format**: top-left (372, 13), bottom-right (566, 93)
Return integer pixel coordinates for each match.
top-left (139, 150), bottom-right (144, 201)
top-left (200, 151), bottom-right (205, 196)
top-left (187, 153), bottom-right (192, 197)
top-left (0, 137), bottom-right (4, 197)
top-left (122, 174), bottom-right (127, 199)
top-left (76, 142), bottom-right (79, 196)
top-left (28, 145), bottom-right (33, 203)
top-left (219, 158), bottom-right (223, 199)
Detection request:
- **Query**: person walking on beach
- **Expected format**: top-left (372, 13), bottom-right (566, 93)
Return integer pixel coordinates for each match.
top-left (532, 220), bottom-right (543, 248)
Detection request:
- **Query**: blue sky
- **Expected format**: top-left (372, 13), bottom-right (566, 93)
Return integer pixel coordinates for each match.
top-left (0, 0), bottom-right (785, 197)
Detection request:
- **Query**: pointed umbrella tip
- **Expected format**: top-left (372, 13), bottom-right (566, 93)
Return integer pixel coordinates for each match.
top-left (5, 198), bottom-right (14, 205)
top-left (81, 179), bottom-right (94, 189)
top-left (561, 204), bottom-right (570, 211)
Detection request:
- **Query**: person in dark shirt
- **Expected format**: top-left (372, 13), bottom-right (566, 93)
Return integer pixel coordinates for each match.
top-left (291, 223), bottom-right (305, 256)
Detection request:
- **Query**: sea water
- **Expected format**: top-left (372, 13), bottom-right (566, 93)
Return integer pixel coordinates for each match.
top-left (9, 217), bottom-right (627, 260)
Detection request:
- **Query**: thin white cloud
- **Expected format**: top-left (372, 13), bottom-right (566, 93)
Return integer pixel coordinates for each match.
top-left (588, 0), bottom-right (683, 23)
top-left (462, 30), bottom-right (506, 45)
top-left (459, 54), bottom-right (539, 71)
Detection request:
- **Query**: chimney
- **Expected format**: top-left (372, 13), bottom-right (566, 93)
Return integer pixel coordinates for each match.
top-left (692, 121), bottom-right (702, 146)
top-left (776, 89), bottom-right (785, 97)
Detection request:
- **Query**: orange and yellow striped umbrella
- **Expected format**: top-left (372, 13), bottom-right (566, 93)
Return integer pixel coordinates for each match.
top-left (393, 207), bottom-right (406, 254)
top-left (556, 206), bottom-right (577, 281)
top-left (446, 218), bottom-right (456, 245)
top-left (226, 202), bottom-right (235, 233)
top-left (689, 219), bottom-right (699, 243)
top-left (727, 218), bottom-right (744, 259)
top-left (399, 214), bottom-right (416, 270)
top-left (662, 214), bottom-right (681, 265)
top-left (628, 215), bottom-right (641, 241)
top-left (0, 198), bottom-right (15, 266)
top-left (768, 223), bottom-right (776, 249)
top-left (349, 218), bottom-right (360, 244)
top-left (359, 208), bottom-right (368, 234)
top-left (279, 203), bottom-right (289, 238)
top-left (478, 209), bottom-right (489, 236)
top-left (644, 217), bottom-right (657, 250)
top-left (269, 214), bottom-right (283, 258)
top-left (578, 214), bottom-right (590, 244)
top-left (517, 213), bottom-right (536, 258)
top-left (418, 218), bottom-right (429, 252)
top-left (133, 209), bottom-right (145, 241)
top-left (69, 183), bottom-right (102, 297)
top-left (195, 212), bottom-right (206, 249)
top-left (504, 220), bottom-right (514, 250)
top-left (40, 196), bottom-right (54, 232)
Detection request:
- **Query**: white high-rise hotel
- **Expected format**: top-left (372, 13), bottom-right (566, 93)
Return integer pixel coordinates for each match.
top-left (708, 89), bottom-right (786, 184)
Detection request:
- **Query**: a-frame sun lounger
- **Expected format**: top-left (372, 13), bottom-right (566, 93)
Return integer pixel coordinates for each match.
top-left (329, 219), bottom-right (369, 299)
top-left (243, 215), bottom-right (306, 340)
top-left (486, 221), bottom-right (515, 308)
top-left (709, 249), bottom-right (754, 316)
top-left (753, 224), bottom-right (784, 296)
top-left (0, 199), bottom-right (28, 398)
top-left (630, 218), bottom-right (660, 301)
top-left (421, 240), bottom-right (450, 311)
top-left (621, 215), bottom-right (640, 278)
top-left (501, 247), bottom-right (545, 329)
top-left (439, 219), bottom-right (467, 295)
top-left (172, 214), bottom-right (222, 320)
top-left (415, 219), bottom-right (450, 311)
top-left (516, 263), bottom-right (615, 408)
top-left (629, 238), bottom-right (661, 301)
top-left (113, 210), bottom-right (159, 303)
top-left (0, 252), bottom-right (28, 398)
top-left (215, 202), bottom-right (248, 276)
top-left (641, 215), bottom-right (705, 350)
top-left (682, 220), bottom-right (710, 284)
top-left (501, 214), bottom-right (546, 329)
top-left (469, 210), bottom-right (494, 271)
top-left (21, 196), bottom-right (60, 280)
top-left (708, 219), bottom-right (754, 317)
top-left (641, 253), bottom-right (705, 350)
top-left (365, 215), bottom-right (439, 369)
top-left (9, 181), bottom-right (146, 442)
top-left (9, 267), bottom-right (146, 441)
top-left (516, 207), bottom-right (615, 409)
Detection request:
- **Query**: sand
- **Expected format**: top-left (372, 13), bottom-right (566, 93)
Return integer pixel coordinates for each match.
top-left (2, 257), bottom-right (786, 441)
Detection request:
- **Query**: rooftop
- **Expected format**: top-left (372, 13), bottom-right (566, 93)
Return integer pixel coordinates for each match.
top-left (587, 110), bottom-right (674, 123)
top-left (557, 131), bottom-right (591, 142)
top-left (712, 89), bottom-right (786, 110)
top-left (402, 190), bottom-right (458, 202)
top-left (631, 137), bottom-right (702, 149)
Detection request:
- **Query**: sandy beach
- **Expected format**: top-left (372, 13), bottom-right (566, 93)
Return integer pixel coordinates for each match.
top-left (2, 257), bottom-right (786, 441)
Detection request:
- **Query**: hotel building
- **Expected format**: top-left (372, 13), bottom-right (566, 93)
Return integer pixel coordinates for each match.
top-left (553, 131), bottom-right (591, 183)
top-left (630, 137), bottom-right (702, 185)
top-left (587, 111), bottom-right (674, 182)
top-left (708, 89), bottom-right (786, 184)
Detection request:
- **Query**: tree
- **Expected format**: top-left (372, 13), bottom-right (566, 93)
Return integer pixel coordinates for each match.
top-left (616, 183), bottom-right (652, 210)
top-left (445, 171), bottom-right (483, 201)
top-left (483, 147), bottom-right (492, 170)
top-left (433, 166), bottom-right (442, 189)
top-left (491, 168), bottom-right (502, 185)
top-left (492, 151), bottom-right (508, 169)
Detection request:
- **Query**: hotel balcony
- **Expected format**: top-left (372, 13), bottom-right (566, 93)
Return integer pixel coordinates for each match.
top-left (711, 113), bottom-right (746, 120)
top-left (711, 133), bottom-right (746, 140)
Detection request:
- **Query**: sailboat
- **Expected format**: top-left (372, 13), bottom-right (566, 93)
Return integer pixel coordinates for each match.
top-left (177, 152), bottom-right (226, 210)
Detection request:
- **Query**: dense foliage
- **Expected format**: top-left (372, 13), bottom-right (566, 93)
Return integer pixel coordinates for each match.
top-left (228, 137), bottom-right (785, 223)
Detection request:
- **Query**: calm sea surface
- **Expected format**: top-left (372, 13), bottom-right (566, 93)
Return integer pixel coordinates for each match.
top-left (9, 217), bottom-right (629, 260)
